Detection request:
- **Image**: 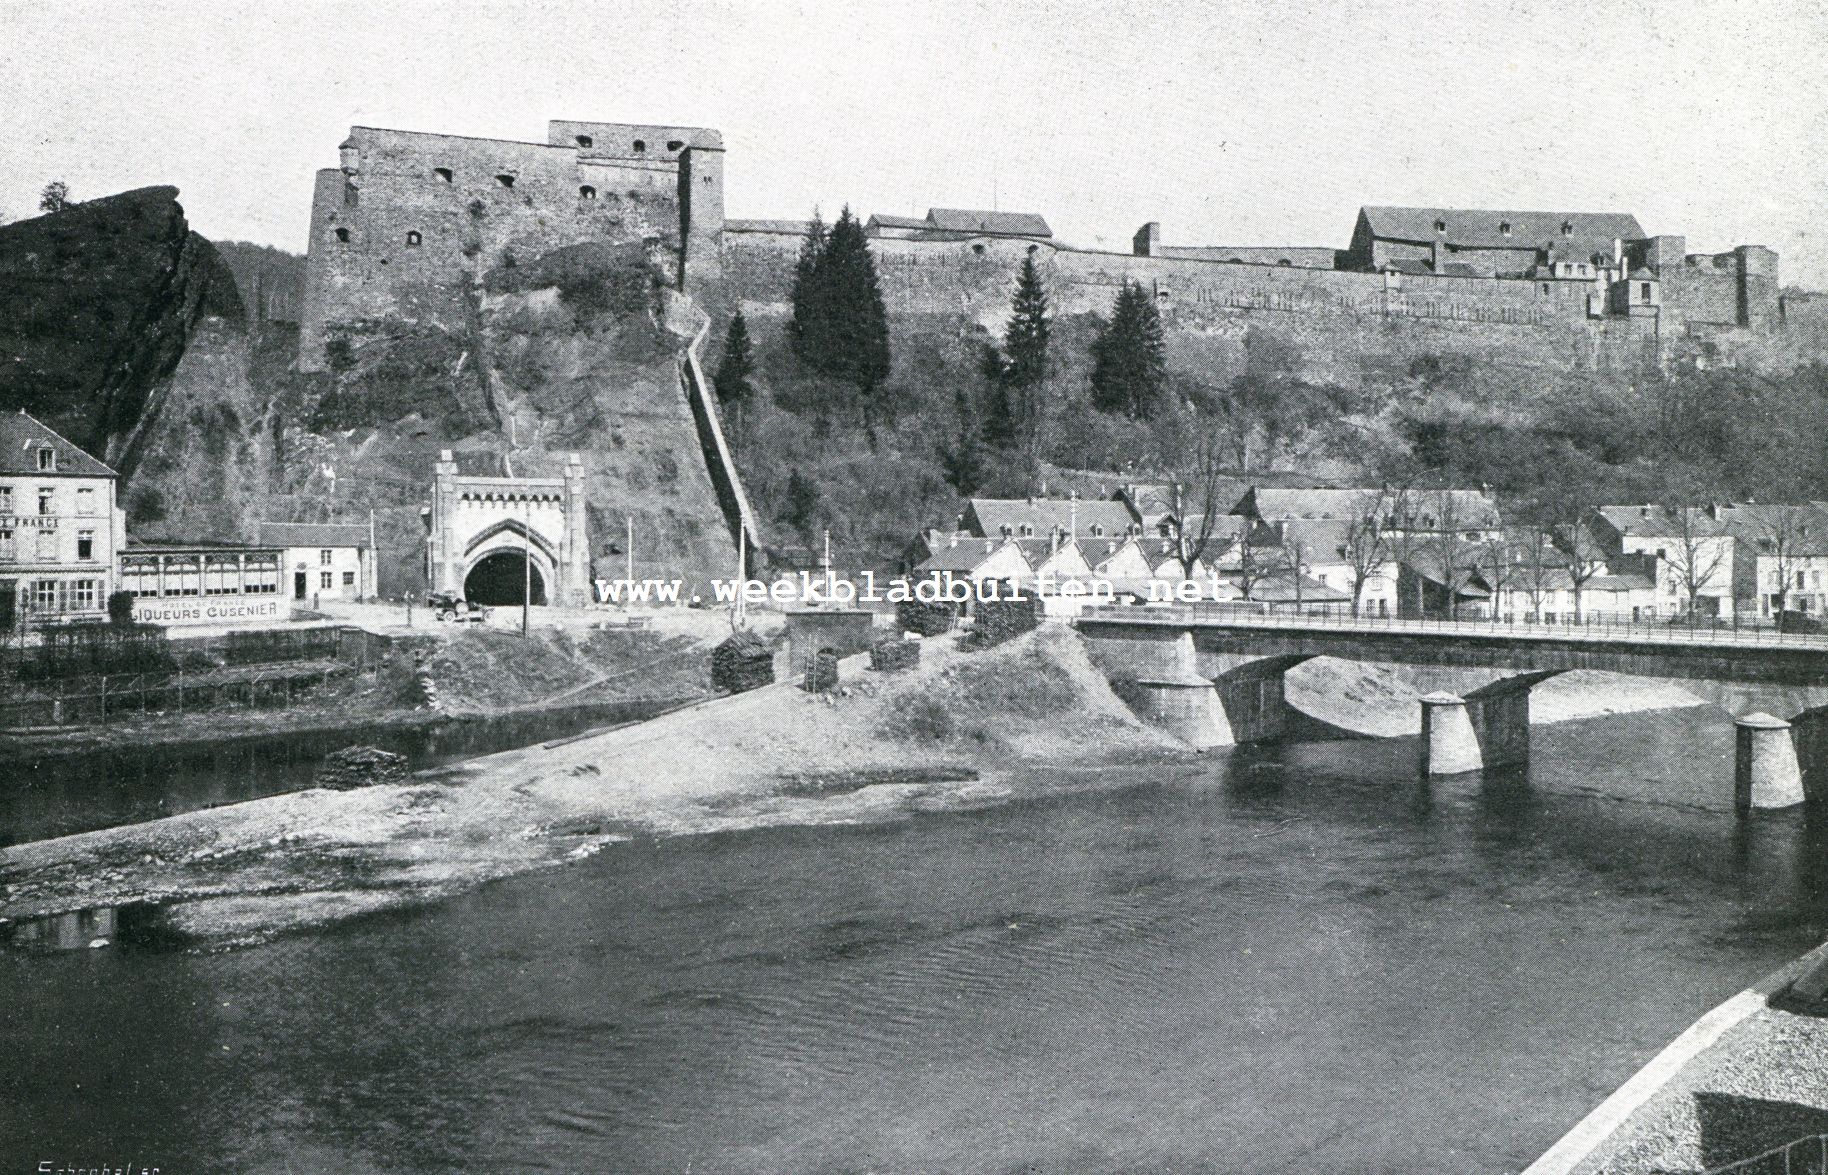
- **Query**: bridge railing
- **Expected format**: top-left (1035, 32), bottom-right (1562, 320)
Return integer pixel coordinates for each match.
top-left (1075, 602), bottom-right (1828, 653)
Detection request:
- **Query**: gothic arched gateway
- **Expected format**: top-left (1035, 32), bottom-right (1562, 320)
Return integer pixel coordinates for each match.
top-left (424, 450), bottom-right (591, 606)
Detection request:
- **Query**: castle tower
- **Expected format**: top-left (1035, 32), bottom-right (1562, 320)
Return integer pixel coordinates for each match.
top-left (1735, 245), bottom-right (1779, 332)
top-left (679, 144), bottom-right (726, 292)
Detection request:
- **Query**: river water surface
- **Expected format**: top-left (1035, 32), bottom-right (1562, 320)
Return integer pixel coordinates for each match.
top-left (3, 706), bottom-right (1824, 1173)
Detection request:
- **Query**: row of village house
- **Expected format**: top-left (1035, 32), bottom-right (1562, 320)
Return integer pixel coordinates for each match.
top-left (0, 410), bottom-right (375, 629)
top-left (904, 484), bottom-right (1828, 624)
top-left (10, 404), bottom-right (1828, 629)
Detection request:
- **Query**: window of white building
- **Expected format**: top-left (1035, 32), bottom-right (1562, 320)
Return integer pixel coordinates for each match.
top-left (37, 488), bottom-right (53, 515)
top-left (76, 487), bottom-right (95, 515)
top-left (76, 530), bottom-right (93, 560)
top-left (35, 529), bottom-right (57, 561)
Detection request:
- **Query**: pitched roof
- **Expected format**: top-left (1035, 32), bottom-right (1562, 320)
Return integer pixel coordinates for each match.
top-left (1594, 504), bottom-right (1737, 539)
top-left (0, 410), bottom-right (115, 477)
top-left (1244, 487), bottom-right (1502, 531)
top-left (1717, 502), bottom-right (1828, 556)
top-left (964, 497), bottom-right (1135, 540)
top-left (257, 521), bottom-right (372, 549)
top-left (1244, 573), bottom-right (1353, 603)
top-left (926, 208), bottom-right (1053, 238)
top-left (1360, 206), bottom-right (1645, 254)
top-left (867, 214), bottom-right (930, 230)
top-left (912, 537), bottom-right (1027, 574)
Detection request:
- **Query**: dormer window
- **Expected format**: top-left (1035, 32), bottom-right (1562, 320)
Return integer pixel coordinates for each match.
top-left (1091, 524), bottom-right (1105, 537)
top-left (433, 167), bottom-right (452, 183)
top-left (495, 174), bottom-right (516, 189)
top-left (1019, 524), bottom-right (1033, 537)
top-left (579, 185), bottom-right (596, 200)
top-left (1500, 221), bottom-right (1512, 235)
top-left (405, 231), bottom-right (422, 247)
top-left (1434, 219), bottom-right (1447, 232)
top-left (334, 228), bottom-right (350, 243)
top-left (36, 447), bottom-right (55, 471)
top-left (666, 139), bottom-right (684, 151)
top-left (575, 135), bottom-right (593, 148)
top-left (1561, 220), bottom-right (1574, 236)
top-left (632, 139), bottom-right (646, 153)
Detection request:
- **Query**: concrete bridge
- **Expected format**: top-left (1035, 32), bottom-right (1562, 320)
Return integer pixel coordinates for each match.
top-left (1074, 607), bottom-right (1828, 812)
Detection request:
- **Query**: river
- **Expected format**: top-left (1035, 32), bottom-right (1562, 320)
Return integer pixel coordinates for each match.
top-left (2, 706), bottom-right (1823, 1173)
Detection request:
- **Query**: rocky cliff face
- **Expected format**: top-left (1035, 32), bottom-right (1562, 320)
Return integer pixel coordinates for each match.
top-left (304, 239), bottom-right (739, 594)
top-left (0, 187), bottom-right (739, 596)
top-left (0, 186), bottom-right (243, 460)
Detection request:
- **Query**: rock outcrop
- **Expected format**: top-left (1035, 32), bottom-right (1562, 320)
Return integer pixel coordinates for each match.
top-left (0, 186), bottom-right (243, 461)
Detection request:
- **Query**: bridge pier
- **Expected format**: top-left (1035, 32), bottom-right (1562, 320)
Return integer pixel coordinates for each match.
top-left (1129, 671), bottom-right (1233, 750)
top-left (1087, 628), bottom-right (1232, 749)
top-left (1734, 712), bottom-right (1806, 814)
top-left (1419, 692), bottom-right (1483, 775)
top-left (1210, 655), bottom-right (1315, 744)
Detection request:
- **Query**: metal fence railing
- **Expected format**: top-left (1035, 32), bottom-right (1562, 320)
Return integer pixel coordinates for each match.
top-left (1701, 1133), bottom-right (1828, 1175)
top-left (1075, 602), bottom-right (1828, 654)
top-left (0, 662), bottom-right (353, 730)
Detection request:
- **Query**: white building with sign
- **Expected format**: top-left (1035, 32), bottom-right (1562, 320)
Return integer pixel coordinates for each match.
top-left (0, 410), bottom-right (124, 626)
top-left (258, 521), bottom-right (376, 602)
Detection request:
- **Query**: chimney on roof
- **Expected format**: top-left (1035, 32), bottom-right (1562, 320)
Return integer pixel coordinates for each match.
top-left (948, 534), bottom-right (958, 549)
top-left (1640, 505), bottom-right (1651, 519)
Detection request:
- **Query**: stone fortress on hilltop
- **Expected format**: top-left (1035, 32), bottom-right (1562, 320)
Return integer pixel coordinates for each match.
top-left (298, 114), bottom-right (1804, 382)
top-left (298, 119), bottom-right (725, 370)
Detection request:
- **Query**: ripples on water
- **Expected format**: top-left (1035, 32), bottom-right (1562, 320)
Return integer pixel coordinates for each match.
top-left (3, 707), bottom-right (1825, 1174)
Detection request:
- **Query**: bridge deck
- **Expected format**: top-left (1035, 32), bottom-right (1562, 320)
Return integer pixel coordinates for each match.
top-left (1076, 605), bottom-right (1828, 654)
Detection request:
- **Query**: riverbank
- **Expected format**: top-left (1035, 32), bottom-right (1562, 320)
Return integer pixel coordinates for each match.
top-left (0, 611), bottom-right (747, 760)
top-left (0, 626), bottom-right (1182, 949)
top-left (1524, 942), bottom-right (1828, 1175)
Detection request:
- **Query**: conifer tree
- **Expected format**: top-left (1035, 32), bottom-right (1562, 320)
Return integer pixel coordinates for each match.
top-left (980, 254), bottom-right (1051, 449)
top-left (783, 467), bottom-right (821, 541)
top-left (1090, 280), bottom-right (1168, 418)
top-left (803, 207), bottom-right (892, 411)
top-left (37, 181), bottom-right (70, 214)
top-left (787, 209), bottom-right (827, 362)
top-left (714, 311), bottom-right (755, 406)
top-left (714, 310), bottom-right (756, 453)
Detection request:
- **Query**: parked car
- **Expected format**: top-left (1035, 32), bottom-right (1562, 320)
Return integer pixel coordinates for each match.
top-left (426, 592), bottom-right (490, 624)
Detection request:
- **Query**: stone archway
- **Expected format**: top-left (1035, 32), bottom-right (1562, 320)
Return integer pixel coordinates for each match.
top-left (465, 550), bottom-right (548, 606)
top-left (424, 451), bottom-right (593, 607)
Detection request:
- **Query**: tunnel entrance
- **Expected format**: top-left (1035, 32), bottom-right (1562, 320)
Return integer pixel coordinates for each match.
top-left (465, 551), bottom-right (547, 606)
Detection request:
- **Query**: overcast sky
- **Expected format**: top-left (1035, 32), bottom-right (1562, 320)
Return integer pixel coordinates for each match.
top-left (4, 0), bottom-right (1825, 286)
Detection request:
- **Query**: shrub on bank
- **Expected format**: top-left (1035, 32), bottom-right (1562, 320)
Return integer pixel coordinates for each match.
top-left (869, 636), bottom-right (921, 673)
top-left (896, 598), bottom-right (955, 637)
top-left (970, 592), bottom-right (1040, 649)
